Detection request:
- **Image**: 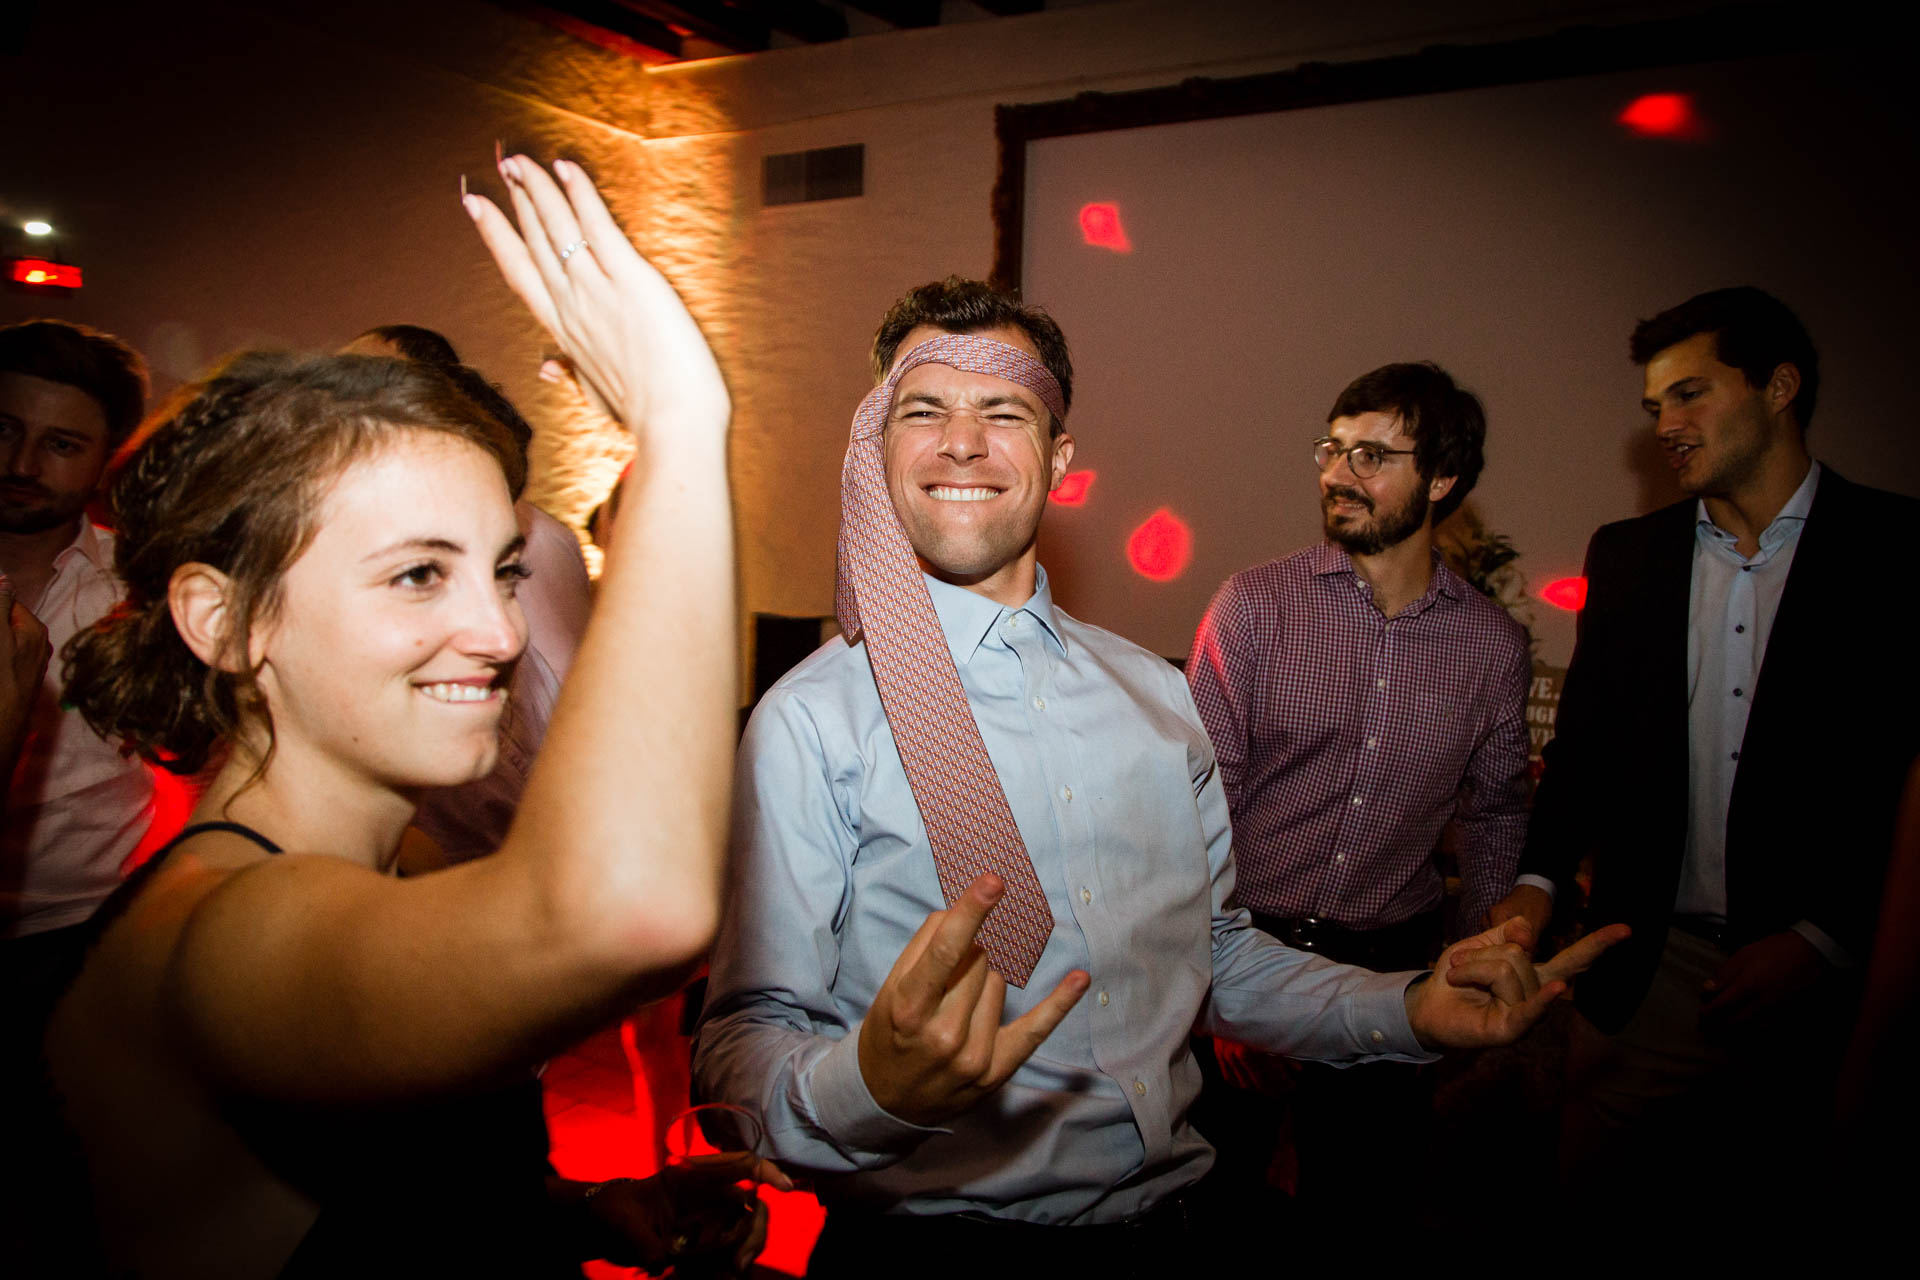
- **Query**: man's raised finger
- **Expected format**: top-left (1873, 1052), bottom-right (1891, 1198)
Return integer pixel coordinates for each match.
top-left (896, 874), bottom-right (1006, 1009)
top-left (984, 969), bottom-right (1089, 1085)
top-left (1536, 922), bottom-right (1631, 987)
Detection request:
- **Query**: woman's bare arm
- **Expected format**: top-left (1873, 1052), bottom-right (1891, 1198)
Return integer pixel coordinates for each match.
top-left (164, 159), bottom-right (738, 1101)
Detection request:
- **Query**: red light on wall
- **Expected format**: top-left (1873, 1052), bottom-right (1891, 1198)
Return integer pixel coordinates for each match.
top-left (1050, 470), bottom-right (1096, 506)
top-left (1126, 508), bottom-right (1192, 582)
top-left (1078, 203), bottom-right (1133, 253)
top-left (1618, 93), bottom-right (1697, 138)
top-left (8, 258), bottom-right (82, 288)
top-left (1541, 577), bottom-right (1588, 611)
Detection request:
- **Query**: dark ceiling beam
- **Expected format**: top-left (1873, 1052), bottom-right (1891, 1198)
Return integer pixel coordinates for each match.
top-left (971, 0), bottom-right (1044, 14)
top-left (524, 1), bottom-right (685, 57)
top-left (841, 1), bottom-right (941, 29)
top-left (727, 0), bottom-right (848, 44)
top-left (617, 1), bottom-right (769, 51)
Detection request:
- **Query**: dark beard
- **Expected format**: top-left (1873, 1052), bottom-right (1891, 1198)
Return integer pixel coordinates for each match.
top-left (1323, 484), bottom-right (1429, 556)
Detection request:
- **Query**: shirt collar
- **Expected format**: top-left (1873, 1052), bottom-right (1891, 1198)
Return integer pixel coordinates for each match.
top-left (1694, 460), bottom-right (1821, 551)
top-left (50, 520), bottom-right (110, 576)
top-left (1310, 540), bottom-right (1459, 610)
top-left (923, 565), bottom-right (1067, 666)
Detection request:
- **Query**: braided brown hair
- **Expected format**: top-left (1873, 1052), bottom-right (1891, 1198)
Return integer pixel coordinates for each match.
top-left (63, 353), bottom-right (524, 774)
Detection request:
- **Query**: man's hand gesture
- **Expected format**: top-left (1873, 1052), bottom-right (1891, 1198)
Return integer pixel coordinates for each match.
top-left (858, 874), bottom-right (1089, 1127)
top-left (1406, 917), bottom-right (1631, 1050)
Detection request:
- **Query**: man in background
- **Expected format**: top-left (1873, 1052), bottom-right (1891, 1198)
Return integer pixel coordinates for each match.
top-left (1491, 286), bottom-right (1918, 1240)
top-left (1186, 361), bottom-right (1530, 1216)
top-left (1, 319), bottom-right (156, 1040)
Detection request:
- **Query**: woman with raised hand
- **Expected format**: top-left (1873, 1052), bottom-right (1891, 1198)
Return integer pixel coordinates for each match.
top-left (40, 158), bottom-right (777, 1278)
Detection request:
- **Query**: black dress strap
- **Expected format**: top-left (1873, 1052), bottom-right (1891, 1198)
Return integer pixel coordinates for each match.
top-left (163, 820), bottom-right (284, 856)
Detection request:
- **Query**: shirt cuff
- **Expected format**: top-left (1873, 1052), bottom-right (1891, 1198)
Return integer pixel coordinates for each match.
top-left (806, 1020), bottom-right (951, 1157)
top-left (1359, 971), bottom-right (1442, 1063)
top-left (1515, 874), bottom-right (1557, 901)
top-left (1790, 920), bottom-right (1854, 969)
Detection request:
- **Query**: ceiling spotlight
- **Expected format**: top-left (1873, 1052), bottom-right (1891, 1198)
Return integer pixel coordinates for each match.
top-left (23, 221), bottom-right (53, 236)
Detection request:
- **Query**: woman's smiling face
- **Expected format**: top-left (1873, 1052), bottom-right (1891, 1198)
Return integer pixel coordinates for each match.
top-left (248, 429), bottom-right (528, 794)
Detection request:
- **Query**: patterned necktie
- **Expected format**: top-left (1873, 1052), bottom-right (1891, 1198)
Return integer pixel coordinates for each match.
top-left (836, 333), bottom-right (1065, 987)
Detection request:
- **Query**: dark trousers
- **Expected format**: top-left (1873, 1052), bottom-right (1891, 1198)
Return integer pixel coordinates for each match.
top-left (807, 1183), bottom-right (1226, 1280)
top-left (1189, 909), bottom-right (1441, 1226)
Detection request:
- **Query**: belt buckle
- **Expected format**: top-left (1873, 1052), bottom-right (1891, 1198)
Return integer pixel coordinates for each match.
top-left (1294, 915), bottom-right (1326, 952)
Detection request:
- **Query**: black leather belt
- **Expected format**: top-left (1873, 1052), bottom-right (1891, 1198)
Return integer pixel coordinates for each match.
top-left (1249, 908), bottom-right (1443, 971)
top-left (1669, 914), bottom-right (1731, 950)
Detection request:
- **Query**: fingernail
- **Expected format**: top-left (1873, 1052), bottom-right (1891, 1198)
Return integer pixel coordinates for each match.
top-left (459, 173), bottom-right (468, 199)
top-left (462, 195), bottom-right (482, 222)
top-left (494, 139), bottom-right (504, 166)
top-left (554, 158), bottom-right (574, 178)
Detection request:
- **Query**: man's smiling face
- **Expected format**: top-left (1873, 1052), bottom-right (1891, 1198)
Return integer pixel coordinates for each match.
top-left (881, 324), bottom-right (1073, 606)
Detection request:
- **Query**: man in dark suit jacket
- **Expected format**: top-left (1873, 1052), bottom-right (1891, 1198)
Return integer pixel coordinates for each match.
top-left (1489, 287), bottom-right (1918, 1233)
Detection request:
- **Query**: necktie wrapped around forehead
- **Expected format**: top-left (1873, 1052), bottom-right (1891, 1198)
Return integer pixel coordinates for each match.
top-left (833, 333), bottom-right (1062, 985)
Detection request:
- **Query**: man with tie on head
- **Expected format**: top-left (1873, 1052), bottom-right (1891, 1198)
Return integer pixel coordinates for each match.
top-left (696, 278), bottom-right (1622, 1276)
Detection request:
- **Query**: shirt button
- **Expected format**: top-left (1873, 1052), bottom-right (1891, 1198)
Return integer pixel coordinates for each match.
top-left (1336, 853), bottom-right (1346, 862)
top-left (1098, 990), bottom-right (1110, 1007)
top-left (1133, 1080), bottom-right (1147, 1096)
top-left (1351, 795), bottom-right (1364, 807)
top-left (1032, 696), bottom-right (1047, 711)
top-left (1733, 688), bottom-right (1744, 698)
top-left (1731, 750), bottom-right (1740, 761)
top-left (1365, 737), bottom-right (1378, 749)
top-left (1060, 785), bottom-right (1073, 802)
top-left (1080, 886), bottom-right (1092, 905)
top-left (1735, 624), bottom-right (1746, 634)
top-left (1375, 678), bottom-right (1386, 690)
top-left (1009, 613), bottom-right (1024, 628)
top-left (1370, 1030), bottom-right (1385, 1045)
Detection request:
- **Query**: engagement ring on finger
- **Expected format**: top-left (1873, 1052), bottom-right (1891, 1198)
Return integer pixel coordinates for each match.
top-left (560, 238), bottom-right (590, 262)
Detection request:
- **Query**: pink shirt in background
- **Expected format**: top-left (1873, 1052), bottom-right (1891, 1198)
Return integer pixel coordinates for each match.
top-left (3, 522), bottom-right (155, 938)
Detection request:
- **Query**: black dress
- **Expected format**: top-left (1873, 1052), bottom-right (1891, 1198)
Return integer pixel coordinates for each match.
top-left (39, 822), bottom-right (583, 1278)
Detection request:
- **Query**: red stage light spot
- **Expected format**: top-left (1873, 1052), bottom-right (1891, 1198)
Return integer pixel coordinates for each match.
top-left (8, 257), bottom-right (82, 288)
top-left (1541, 576), bottom-right (1588, 611)
top-left (1127, 508), bottom-right (1192, 582)
top-left (1078, 202), bottom-right (1133, 253)
top-left (1618, 93), bottom-right (1696, 137)
top-left (1050, 470), bottom-right (1096, 506)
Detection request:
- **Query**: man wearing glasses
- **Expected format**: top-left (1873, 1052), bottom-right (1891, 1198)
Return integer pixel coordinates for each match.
top-left (1184, 362), bottom-right (1531, 1217)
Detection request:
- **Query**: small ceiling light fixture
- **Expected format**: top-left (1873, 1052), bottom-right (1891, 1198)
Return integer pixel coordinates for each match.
top-left (23, 221), bottom-right (53, 236)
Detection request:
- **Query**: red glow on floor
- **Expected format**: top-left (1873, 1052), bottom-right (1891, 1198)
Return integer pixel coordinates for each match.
top-left (1050, 470), bottom-right (1096, 505)
top-left (1541, 576), bottom-right (1588, 611)
top-left (549, 998), bottom-right (824, 1278)
top-left (1078, 202), bottom-right (1132, 253)
top-left (1126, 508), bottom-right (1192, 582)
top-left (1618, 93), bottom-right (1698, 138)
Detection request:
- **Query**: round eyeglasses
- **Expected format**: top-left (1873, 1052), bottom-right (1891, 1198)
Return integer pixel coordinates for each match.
top-left (1313, 437), bottom-right (1416, 479)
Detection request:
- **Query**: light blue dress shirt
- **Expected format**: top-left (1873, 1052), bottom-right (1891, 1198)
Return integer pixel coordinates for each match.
top-left (696, 567), bottom-right (1429, 1224)
top-left (1681, 462), bottom-right (1843, 963)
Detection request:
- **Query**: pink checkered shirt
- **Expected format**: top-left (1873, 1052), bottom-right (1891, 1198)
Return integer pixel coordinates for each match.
top-left (1186, 543), bottom-right (1531, 933)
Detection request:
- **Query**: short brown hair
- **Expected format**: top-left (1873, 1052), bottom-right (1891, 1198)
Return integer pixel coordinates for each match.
top-left (0, 318), bottom-right (149, 446)
top-left (64, 353), bottom-right (522, 774)
top-left (870, 278), bottom-right (1074, 434)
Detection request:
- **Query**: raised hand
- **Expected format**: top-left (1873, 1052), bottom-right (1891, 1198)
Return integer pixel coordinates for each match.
top-left (464, 155), bottom-right (728, 437)
top-left (1406, 917), bottom-right (1631, 1049)
top-left (858, 874), bottom-right (1089, 1126)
